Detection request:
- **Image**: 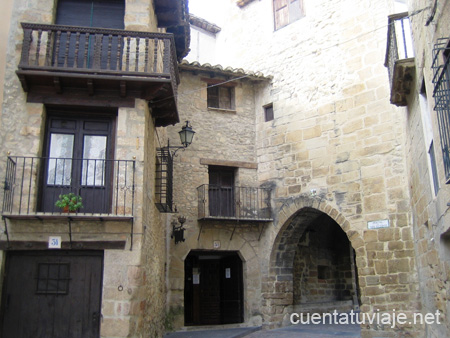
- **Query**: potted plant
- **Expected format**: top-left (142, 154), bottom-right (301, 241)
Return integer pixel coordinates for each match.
top-left (55, 193), bottom-right (83, 212)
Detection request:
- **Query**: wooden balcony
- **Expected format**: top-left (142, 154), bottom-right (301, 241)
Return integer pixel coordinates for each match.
top-left (384, 13), bottom-right (415, 107)
top-left (17, 23), bottom-right (180, 126)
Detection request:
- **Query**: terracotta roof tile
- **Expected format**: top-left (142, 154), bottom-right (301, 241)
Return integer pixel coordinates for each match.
top-left (179, 60), bottom-right (273, 81)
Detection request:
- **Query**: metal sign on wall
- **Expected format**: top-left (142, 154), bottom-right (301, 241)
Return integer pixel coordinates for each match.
top-left (367, 219), bottom-right (390, 229)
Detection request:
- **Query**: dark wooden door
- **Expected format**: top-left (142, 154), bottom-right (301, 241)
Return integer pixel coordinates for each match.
top-left (41, 114), bottom-right (114, 213)
top-left (209, 167), bottom-right (235, 217)
top-left (55, 0), bottom-right (125, 69)
top-left (184, 252), bottom-right (244, 326)
top-left (199, 259), bottom-right (221, 325)
top-left (221, 255), bottom-right (244, 324)
top-left (0, 251), bottom-right (103, 338)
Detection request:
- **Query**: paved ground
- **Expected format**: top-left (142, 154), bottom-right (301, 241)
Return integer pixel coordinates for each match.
top-left (165, 323), bottom-right (361, 338)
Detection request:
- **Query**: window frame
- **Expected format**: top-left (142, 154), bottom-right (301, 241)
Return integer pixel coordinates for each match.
top-left (264, 103), bottom-right (274, 122)
top-left (203, 78), bottom-right (237, 111)
top-left (273, 0), bottom-right (305, 31)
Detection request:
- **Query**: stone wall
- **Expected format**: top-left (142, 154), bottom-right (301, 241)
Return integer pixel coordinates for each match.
top-left (171, 0), bottom-right (425, 337)
top-left (402, 0), bottom-right (450, 337)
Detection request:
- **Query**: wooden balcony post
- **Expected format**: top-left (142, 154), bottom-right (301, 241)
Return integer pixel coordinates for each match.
top-left (93, 34), bottom-right (103, 70)
top-left (19, 28), bottom-right (33, 67)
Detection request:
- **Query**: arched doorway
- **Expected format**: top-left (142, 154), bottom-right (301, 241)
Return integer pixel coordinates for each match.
top-left (293, 213), bottom-right (360, 312)
top-left (263, 205), bottom-right (360, 326)
top-left (184, 250), bottom-right (244, 326)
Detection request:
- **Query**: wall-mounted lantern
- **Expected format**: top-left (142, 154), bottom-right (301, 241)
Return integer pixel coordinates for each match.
top-left (165, 121), bottom-right (195, 157)
top-left (171, 215), bottom-right (187, 244)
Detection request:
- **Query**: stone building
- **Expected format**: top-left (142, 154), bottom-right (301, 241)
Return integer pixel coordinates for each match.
top-left (386, 0), bottom-right (450, 337)
top-left (164, 0), bottom-right (449, 337)
top-left (0, 0), bottom-right (189, 337)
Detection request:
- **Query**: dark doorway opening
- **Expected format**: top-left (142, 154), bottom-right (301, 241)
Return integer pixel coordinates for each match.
top-left (0, 250), bottom-right (104, 338)
top-left (184, 251), bottom-right (244, 326)
top-left (293, 214), bottom-right (360, 311)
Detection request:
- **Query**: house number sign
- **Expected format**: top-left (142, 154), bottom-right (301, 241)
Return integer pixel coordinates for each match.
top-left (48, 236), bottom-right (61, 249)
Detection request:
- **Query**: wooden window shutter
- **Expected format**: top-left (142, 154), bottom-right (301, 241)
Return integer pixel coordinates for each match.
top-left (274, 0), bottom-right (289, 30)
top-left (274, 0), bottom-right (304, 30)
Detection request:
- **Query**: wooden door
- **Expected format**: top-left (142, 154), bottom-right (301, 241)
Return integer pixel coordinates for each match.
top-left (199, 259), bottom-right (221, 325)
top-left (55, 0), bottom-right (125, 69)
top-left (184, 252), bottom-right (244, 326)
top-left (209, 167), bottom-right (235, 217)
top-left (221, 255), bottom-right (244, 324)
top-left (41, 114), bottom-right (114, 213)
top-left (0, 251), bottom-right (103, 338)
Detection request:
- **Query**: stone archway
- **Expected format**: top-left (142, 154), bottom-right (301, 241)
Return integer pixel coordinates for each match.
top-left (262, 197), bottom-right (364, 328)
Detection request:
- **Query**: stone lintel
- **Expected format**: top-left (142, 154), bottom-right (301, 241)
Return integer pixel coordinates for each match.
top-left (200, 158), bottom-right (257, 169)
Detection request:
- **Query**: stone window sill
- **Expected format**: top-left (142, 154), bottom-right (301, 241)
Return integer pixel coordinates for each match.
top-left (207, 107), bottom-right (237, 114)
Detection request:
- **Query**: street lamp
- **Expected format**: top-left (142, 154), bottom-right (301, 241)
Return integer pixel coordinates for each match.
top-left (178, 121), bottom-right (195, 148)
top-left (164, 121), bottom-right (195, 157)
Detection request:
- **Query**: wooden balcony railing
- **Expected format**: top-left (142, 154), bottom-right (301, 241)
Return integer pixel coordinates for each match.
top-left (17, 23), bottom-right (180, 125)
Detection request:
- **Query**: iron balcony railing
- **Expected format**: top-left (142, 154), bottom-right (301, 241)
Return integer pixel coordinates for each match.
top-left (17, 22), bottom-right (179, 94)
top-left (2, 156), bottom-right (135, 216)
top-left (384, 12), bottom-right (415, 88)
top-left (432, 38), bottom-right (450, 183)
top-left (197, 184), bottom-right (272, 221)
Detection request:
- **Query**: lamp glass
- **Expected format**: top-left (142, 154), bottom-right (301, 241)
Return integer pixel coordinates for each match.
top-left (179, 122), bottom-right (195, 147)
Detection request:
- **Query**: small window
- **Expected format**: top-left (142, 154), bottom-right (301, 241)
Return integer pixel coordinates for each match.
top-left (274, 0), bottom-right (305, 30)
top-left (317, 265), bottom-right (330, 280)
top-left (155, 148), bottom-right (174, 213)
top-left (207, 85), bottom-right (235, 110)
top-left (264, 104), bottom-right (274, 122)
top-left (429, 142), bottom-right (439, 195)
top-left (36, 263), bottom-right (70, 295)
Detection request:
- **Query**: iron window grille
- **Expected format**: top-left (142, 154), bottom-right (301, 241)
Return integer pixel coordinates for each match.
top-left (155, 148), bottom-right (174, 212)
top-left (36, 263), bottom-right (70, 295)
top-left (432, 38), bottom-right (450, 183)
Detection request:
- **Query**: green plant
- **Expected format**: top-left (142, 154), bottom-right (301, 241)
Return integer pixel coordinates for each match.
top-left (55, 193), bottom-right (83, 212)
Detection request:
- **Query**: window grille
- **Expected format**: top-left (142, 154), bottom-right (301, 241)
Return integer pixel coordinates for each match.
top-left (36, 263), bottom-right (70, 295)
top-left (432, 38), bottom-right (450, 182)
top-left (155, 148), bottom-right (174, 212)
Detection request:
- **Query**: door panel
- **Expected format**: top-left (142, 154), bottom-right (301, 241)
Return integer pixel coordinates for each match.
top-left (0, 251), bottom-right (103, 338)
top-left (221, 256), bottom-right (244, 324)
top-left (41, 115), bottom-right (114, 213)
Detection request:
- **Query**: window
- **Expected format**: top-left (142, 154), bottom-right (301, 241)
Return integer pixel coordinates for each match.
top-left (207, 85), bottom-right (235, 110)
top-left (42, 112), bottom-right (114, 213)
top-left (273, 0), bottom-right (305, 30)
top-left (264, 104), bottom-right (274, 122)
top-left (317, 265), bottom-right (330, 280)
top-left (36, 263), bottom-right (70, 295)
top-left (429, 142), bottom-right (440, 195)
top-left (155, 148), bottom-right (174, 212)
top-left (419, 81), bottom-right (439, 195)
